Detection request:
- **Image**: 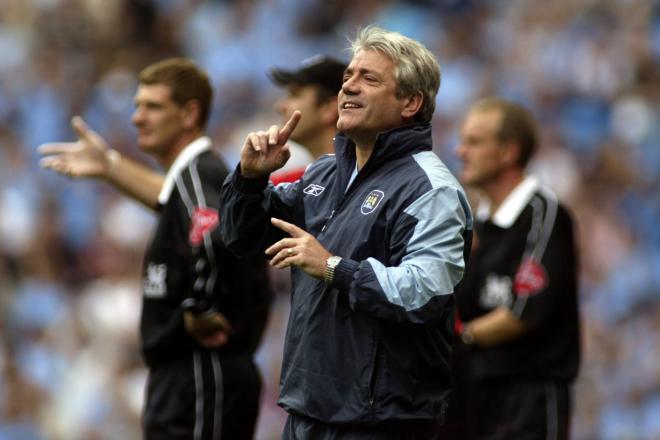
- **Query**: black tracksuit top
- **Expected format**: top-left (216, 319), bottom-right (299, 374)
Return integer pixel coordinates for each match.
top-left (140, 142), bottom-right (271, 368)
top-left (456, 177), bottom-right (580, 382)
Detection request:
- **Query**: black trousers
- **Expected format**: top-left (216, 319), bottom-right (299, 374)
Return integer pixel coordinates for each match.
top-left (282, 412), bottom-right (441, 440)
top-left (472, 379), bottom-right (572, 440)
top-left (143, 351), bottom-right (261, 440)
top-left (440, 376), bottom-right (572, 440)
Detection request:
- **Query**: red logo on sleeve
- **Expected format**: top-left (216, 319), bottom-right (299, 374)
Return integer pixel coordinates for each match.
top-left (189, 207), bottom-right (220, 245)
top-left (454, 309), bottom-right (464, 334)
top-left (513, 257), bottom-right (548, 296)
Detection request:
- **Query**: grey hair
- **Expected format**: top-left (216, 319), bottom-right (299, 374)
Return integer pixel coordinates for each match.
top-left (349, 25), bottom-right (441, 123)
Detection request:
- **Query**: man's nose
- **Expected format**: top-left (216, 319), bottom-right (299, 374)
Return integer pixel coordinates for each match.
top-left (132, 107), bottom-right (144, 125)
top-left (455, 143), bottom-right (467, 159)
top-left (341, 76), bottom-right (358, 95)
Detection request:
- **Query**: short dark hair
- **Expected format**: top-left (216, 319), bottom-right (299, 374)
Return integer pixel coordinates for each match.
top-left (269, 55), bottom-right (346, 100)
top-left (138, 58), bottom-right (213, 129)
top-left (471, 97), bottom-right (538, 167)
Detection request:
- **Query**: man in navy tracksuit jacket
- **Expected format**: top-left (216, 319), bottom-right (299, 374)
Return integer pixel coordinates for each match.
top-left (220, 26), bottom-right (473, 439)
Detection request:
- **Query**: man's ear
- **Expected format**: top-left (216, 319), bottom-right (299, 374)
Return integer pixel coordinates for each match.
top-left (401, 91), bottom-right (423, 119)
top-left (182, 100), bottom-right (202, 129)
top-left (500, 141), bottom-right (521, 167)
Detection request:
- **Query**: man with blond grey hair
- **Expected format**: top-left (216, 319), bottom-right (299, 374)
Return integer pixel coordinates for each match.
top-left (219, 26), bottom-right (473, 439)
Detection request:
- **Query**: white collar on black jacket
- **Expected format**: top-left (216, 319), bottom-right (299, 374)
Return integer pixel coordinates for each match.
top-left (158, 136), bottom-right (212, 205)
top-left (476, 175), bottom-right (539, 229)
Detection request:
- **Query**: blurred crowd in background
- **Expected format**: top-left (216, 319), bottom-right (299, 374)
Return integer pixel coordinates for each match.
top-left (0, 0), bottom-right (658, 439)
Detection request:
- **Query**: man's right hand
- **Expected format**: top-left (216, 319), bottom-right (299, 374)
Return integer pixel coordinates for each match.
top-left (240, 111), bottom-right (301, 178)
top-left (38, 116), bottom-right (116, 180)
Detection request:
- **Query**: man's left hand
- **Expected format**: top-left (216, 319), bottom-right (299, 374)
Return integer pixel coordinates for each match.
top-left (183, 310), bottom-right (232, 348)
top-left (266, 218), bottom-right (332, 280)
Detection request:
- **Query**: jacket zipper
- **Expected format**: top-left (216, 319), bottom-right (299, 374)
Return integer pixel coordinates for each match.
top-left (321, 165), bottom-right (371, 234)
top-left (321, 209), bottom-right (335, 232)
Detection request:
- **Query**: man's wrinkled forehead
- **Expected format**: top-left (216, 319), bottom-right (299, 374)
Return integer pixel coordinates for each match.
top-left (347, 49), bottom-right (398, 79)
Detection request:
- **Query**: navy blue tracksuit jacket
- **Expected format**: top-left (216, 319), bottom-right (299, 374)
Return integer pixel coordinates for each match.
top-left (220, 123), bottom-right (473, 425)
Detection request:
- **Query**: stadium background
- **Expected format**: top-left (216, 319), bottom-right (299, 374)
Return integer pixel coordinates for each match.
top-left (0, 0), bottom-right (657, 439)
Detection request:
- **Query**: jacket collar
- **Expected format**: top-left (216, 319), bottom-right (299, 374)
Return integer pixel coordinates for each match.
top-left (476, 175), bottom-right (539, 228)
top-left (334, 123), bottom-right (432, 172)
top-left (158, 136), bottom-right (212, 205)
top-left (331, 123), bottom-right (432, 203)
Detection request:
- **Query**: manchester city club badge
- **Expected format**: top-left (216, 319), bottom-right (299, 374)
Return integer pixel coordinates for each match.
top-left (361, 190), bottom-right (384, 215)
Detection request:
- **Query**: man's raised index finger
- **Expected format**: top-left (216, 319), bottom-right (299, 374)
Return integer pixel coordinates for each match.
top-left (278, 111), bottom-right (301, 144)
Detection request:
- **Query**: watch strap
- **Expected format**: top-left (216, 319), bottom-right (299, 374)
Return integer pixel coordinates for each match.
top-left (324, 256), bottom-right (342, 285)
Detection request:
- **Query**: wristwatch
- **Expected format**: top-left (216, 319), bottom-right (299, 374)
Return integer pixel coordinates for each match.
top-left (324, 256), bottom-right (342, 285)
top-left (461, 328), bottom-right (475, 346)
